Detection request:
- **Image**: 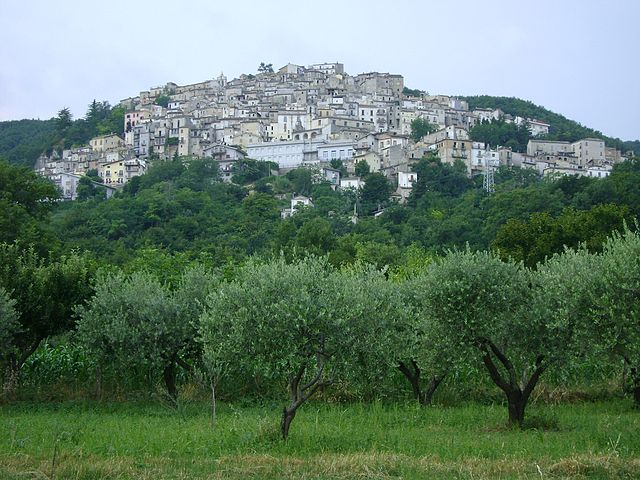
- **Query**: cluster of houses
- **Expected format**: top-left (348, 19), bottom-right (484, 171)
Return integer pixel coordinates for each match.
top-left (34, 61), bottom-right (627, 200)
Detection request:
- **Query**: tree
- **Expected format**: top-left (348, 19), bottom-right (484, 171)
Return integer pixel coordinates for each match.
top-left (55, 107), bottom-right (73, 133)
top-left (231, 158), bottom-right (274, 185)
top-left (285, 167), bottom-right (313, 196)
top-left (201, 257), bottom-right (373, 439)
top-left (155, 95), bottom-right (171, 108)
top-left (410, 117), bottom-right (437, 142)
top-left (0, 287), bottom-right (19, 388)
top-left (0, 246), bottom-right (95, 390)
top-left (354, 159), bottom-right (371, 178)
top-left (86, 100), bottom-right (111, 128)
top-left (492, 204), bottom-right (630, 268)
top-left (329, 158), bottom-right (347, 176)
top-left (423, 249), bottom-right (564, 426)
top-left (403, 87), bottom-right (424, 97)
top-left (76, 175), bottom-right (107, 201)
top-left (76, 266), bottom-right (217, 400)
top-left (360, 173), bottom-right (392, 214)
top-left (409, 155), bottom-right (473, 204)
top-left (469, 119), bottom-right (531, 152)
top-left (390, 270), bottom-right (451, 405)
top-left (257, 62), bottom-right (274, 74)
top-left (295, 217), bottom-right (335, 255)
top-left (583, 230), bottom-right (640, 405)
top-left (0, 160), bottom-right (59, 249)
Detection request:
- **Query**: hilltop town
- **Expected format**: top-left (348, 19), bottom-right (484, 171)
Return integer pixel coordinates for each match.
top-left (34, 61), bottom-right (627, 200)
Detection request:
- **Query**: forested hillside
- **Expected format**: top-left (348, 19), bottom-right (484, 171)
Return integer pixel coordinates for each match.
top-left (40, 155), bottom-right (640, 269)
top-left (0, 119), bottom-right (57, 167)
top-left (0, 100), bottom-right (124, 167)
top-left (463, 95), bottom-right (640, 155)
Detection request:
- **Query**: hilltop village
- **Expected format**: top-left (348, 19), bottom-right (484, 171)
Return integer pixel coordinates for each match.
top-left (35, 62), bottom-right (626, 201)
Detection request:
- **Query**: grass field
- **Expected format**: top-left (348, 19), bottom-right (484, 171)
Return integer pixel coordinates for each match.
top-left (1, 399), bottom-right (639, 479)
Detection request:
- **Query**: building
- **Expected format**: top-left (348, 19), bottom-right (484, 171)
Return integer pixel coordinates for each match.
top-left (247, 140), bottom-right (322, 168)
top-left (340, 176), bottom-right (365, 190)
top-left (571, 138), bottom-right (605, 166)
top-left (89, 134), bottom-right (124, 153)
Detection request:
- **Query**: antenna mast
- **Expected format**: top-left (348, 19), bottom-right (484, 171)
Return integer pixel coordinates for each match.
top-left (483, 147), bottom-right (495, 194)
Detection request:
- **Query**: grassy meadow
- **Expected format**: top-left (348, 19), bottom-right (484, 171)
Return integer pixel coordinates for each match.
top-left (1, 399), bottom-right (639, 479)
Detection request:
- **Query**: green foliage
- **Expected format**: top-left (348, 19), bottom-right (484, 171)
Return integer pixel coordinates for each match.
top-left (295, 217), bottom-right (335, 255)
top-left (0, 119), bottom-right (57, 167)
top-left (75, 176), bottom-right (107, 202)
top-left (257, 62), bottom-right (274, 73)
top-left (463, 95), bottom-right (639, 154)
top-left (409, 155), bottom-right (473, 204)
top-left (360, 173), bottom-right (392, 213)
top-left (0, 160), bottom-right (59, 248)
top-left (0, 245), bottom-right (95, 380)
top-left (154, 95), bottom-right (171, 108)
top-left (85, 100), bottom-right (123, 136)
top-left (201, 257), bottom-right (392, 435)
top-left (0, 287), bottom-right (19, 377)
top-left (492, 204), bottom-right (631, 268)
top-left (329, 158), bottom-right (347, 176)
top-left (421, 249), bottom-right (580, 424)
top-left (76, 266), bottom-right (217, 398)
top-left (0, 100), bottom-right (125, 168)
top-left (231, 158), bottom-right (275, 185)
top-left (285, 167), bottom-right (313, 196)
top-left (469, 119), bottom-right (531, 152)
top-left (55, 108), bottom-right (73, 133)
top-left (403, 86), bottom-right (424, 97)
top-left (354, 159), bottom-right (370, 177)
top-left (410, 117), bottom-right (437, 142)
top-left (582, 229), bottom-right (640, 402)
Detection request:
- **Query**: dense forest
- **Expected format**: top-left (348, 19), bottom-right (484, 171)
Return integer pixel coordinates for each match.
top-left (32, 155), bottom-right (637, 270)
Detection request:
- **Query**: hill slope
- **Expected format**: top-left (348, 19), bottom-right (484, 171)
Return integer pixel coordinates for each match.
top-left (0, 119), bottom-right (57, 167)
top-left (462, 95), bottom-right (640, 155)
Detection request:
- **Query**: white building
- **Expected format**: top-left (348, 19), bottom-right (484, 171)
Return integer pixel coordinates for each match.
top-left (398, 171), bottom-right (418, 189)
top-left (587, 165), bottom-right (612, 178)
top-left (316, 141), bottom-right (355, 162)
top-left (340, 176), bottom-right (365, 190)
top-left (247, 140), bottom-right (322, 168)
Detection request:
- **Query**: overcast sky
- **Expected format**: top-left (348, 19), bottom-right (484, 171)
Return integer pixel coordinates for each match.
top-left (1, 0), bottom-right (638, 140)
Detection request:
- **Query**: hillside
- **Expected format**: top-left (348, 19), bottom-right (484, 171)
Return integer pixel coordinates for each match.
top-left (0, 119), bottom-right (57, 167)
top-left (0, 101), bottom-right (124, 167)
top-left (1, 93), bottom-right (638, 168)
top-left (462, 95), bottom-right (640, 155)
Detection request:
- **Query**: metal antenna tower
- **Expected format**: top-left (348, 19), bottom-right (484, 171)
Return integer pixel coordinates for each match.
top-left (483, 149), bottom-right (495, 194)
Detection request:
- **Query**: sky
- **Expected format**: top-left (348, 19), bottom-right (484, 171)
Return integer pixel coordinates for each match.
top-left (1, 0), bottom-right (638, 140)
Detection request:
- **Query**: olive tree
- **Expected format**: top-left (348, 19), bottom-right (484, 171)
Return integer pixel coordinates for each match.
top-left (76, 266), bottom-right (216, 400)
top-left (201, 257), bottom-right (384, 439)
top-left (584, 230), bottom-right (640, 405)
top-left (391, 273), bottom-right (452, 405)
top-left (423, 249), bottom-right (568, 426)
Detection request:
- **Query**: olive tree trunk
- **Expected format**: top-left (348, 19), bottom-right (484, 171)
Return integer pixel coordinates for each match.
top-left (281, 354), bottom-right (330, 440)
top-left (480, 339), bottom-right (547, 427)
top-left (628, 361), bottom-right (640, 408)
top-left (163, 362), bottom-right (178, 402)
top-left (398, 360), bottom-right (445, 406)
